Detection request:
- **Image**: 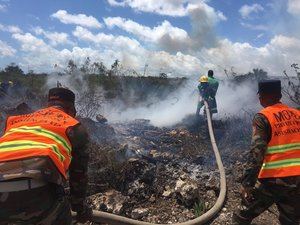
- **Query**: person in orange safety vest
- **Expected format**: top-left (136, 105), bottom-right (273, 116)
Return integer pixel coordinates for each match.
top-left (232, 80), bottom-right (300, 225)
top-left (0, 87), bottom-right (92, 225)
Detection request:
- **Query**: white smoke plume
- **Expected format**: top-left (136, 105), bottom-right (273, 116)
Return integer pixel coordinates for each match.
top-left (102, 80), bottom-right (199, 126)
top-left (101, 77), bottom-right (263, 127)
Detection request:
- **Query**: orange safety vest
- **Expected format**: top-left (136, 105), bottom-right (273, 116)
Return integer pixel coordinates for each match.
top-left (258, 103), bottom-right (300, 179)
top-left (0, 106), bottom-right (79, 179)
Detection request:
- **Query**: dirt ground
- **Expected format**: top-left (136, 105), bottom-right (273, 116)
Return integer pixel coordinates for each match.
top-left (81, 115), bottom-right (281, 225)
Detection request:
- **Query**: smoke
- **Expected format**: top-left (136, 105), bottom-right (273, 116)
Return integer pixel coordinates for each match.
top-left (216, 80), bottom-right (260, 117)
top-left (45, 70), bottom-right (291, 128)
top-left (102, 80), bottom-right (199, 126)
top-left (45, 70), bottom-right (104, 119)
top-left (101, 77), bottom-right (262, 127)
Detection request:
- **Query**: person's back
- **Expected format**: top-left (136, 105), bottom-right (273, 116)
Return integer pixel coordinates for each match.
top-left (207, 70), bottom-right (219, 114)
top-left (198, 81), bottom-right (211, 100)
top-left (208, 76), bottom-right (219, 97)
top-left (0, 87), bottom-right (92, 225)
top-left (232, 80), bottom-right (300, 225)
top-left (196, 76), bottom-right (212, 116)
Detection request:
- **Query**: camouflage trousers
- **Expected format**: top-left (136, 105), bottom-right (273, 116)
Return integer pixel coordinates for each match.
top-left (233, 177), bottom-right (300, 225)
top-left (0, 183), bottom-right (72, 225)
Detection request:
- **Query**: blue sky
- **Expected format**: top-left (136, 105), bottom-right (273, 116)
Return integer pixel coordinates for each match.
top-left (0, 0), bottom-right (299, 76)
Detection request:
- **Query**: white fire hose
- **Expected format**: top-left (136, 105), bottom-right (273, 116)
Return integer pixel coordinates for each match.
top-left (74, 101), bottom-right (227, 224)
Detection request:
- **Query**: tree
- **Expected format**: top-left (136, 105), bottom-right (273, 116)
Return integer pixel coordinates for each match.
top-left (65, 59), bottom-right (77, 75)
top-left (76, 90), bottom-right (103, 118)
top-left (159, 72), bottom-right (168, 78)
top-left (111, 59), bottom-right (119, 70)
top-left (4, 63), bottom-right (24, 75)
top-left (91, 61), bottom-right (107, 76)
top-left (80, 57), bottom-right (91, 74)
top-left (27, 69), bottom-right (34, 75)
top-left (110, 59), bottom-right (120, 76)
top-left (283, 63), bottom-right (300, 106)
top-left (252, 68), bottom-right (268, 80)
top-left (233, 68), bottom-right (268, 83)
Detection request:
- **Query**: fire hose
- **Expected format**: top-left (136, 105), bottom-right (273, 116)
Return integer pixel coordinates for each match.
top-left (74, 100), bottom-right (227, 224)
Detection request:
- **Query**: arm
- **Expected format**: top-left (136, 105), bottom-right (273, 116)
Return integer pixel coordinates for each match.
top-left (197, 84), bottom-right (202, 94)
top-left (67, 123), bottom-right (89, 213)
top-left (241, 113), bottom-right (271, 188)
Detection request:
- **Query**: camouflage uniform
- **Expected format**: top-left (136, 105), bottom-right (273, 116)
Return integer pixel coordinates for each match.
top-left (233, 113), bottom-right (300, 225)
top-left (0, 110), bottom-right (89, 225)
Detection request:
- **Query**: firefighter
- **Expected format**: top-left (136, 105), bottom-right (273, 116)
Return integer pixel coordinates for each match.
top-left (196, 75), bottom-right (212, 116)
top-left (232, 80), bottom-right (300, 225)
top-left (207, 70), bottom-right (219, 114)
top-left (0, 87), bottom-right (92, 224)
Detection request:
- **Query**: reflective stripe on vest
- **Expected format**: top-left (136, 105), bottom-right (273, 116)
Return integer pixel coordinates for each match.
top-left (4, 126), bottom-right (72, 155)
top-left (267, 142), bottom-right (300, 154)
top-left (0, 140), bottom-right (65, 161)
top-left (258, 103), bottom-right (300, 178)
top-left (261, 158), bottom-right (300, 170)
top-left (0, 107), bottom-right (79, 179)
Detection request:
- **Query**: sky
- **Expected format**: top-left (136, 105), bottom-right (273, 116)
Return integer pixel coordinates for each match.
top-left (0, 0), bottom-right (300, 77)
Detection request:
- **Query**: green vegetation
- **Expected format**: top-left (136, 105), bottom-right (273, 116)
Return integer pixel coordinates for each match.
top-left (0, 61), bottom-right (187, 105)
top-left (1, 59), bottom-right (298, 108)
top-left (0, 63), bottom-right (47, 93)
top-left (193, 201), bottom-right (206, 217)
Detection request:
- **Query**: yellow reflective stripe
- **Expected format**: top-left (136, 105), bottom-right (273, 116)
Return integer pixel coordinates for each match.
top-left (267, 142), bottom-right (300, 152)
top-left (267, 143), bottom-right (300, 154)
top-left (0, 140), bottom-right (65, 162)
top-left (268, 142), bottom-right (300, 150)
top-left (4, 126), bottom-right (71, 155)
top-left (262, 158), bottom-right (300, 169)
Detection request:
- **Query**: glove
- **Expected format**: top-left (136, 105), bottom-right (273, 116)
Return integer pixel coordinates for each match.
top-left (75, 203), bottom-right (93, 223)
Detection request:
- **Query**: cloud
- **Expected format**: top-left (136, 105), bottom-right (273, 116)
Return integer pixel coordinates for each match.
top-left (104, 2), bottom-right (226, 53)
top-left (270, 35), bottom-right (300, 51)
top-left (107, 0), bottom-right (189, 16)
top-left (188, 3), bottom-right (226, 49)
top-left (8, 0), bottom-right (300, 79)
top-left (240, 22), bottom-right (268, 31)
top-left (104, 17), bottom-right (192, 52)
top-left (0, 4), bottom-right (6, 12)
top-left (287, 0), bottom-right (300, 16)
top-left (10, 28), bottom-right (300, 78)
top-left (239, 4), bottom-right (264, 19)
top-left (201, 35), bottom-right (300, 76)
top-left (0, 23), bottom-right (22, 33)
top-left (104, 17), bottom-right (189, 42)
top-left (11, 30), bottom-right (202, 76)
top-left (107, 0), bottom-right (226, 19)
top-left (0, 40), bottom-right (16, 56)
top-left (13, 32), bottom-right (51, 53)
top-left (33, 27), bottom-right (74, 46)
top-left (12, 32), bottom-right (102, 71)
top-left (73, 26), bottom-right (142, 52)
top-left (51, 10), bottom-right (102, 28)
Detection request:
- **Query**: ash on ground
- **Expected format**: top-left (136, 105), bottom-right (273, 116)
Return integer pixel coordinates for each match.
top-left (82, 114), bottom-right (279, 225)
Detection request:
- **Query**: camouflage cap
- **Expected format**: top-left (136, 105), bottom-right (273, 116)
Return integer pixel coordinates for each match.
top-left (258, 80), bottom-right (281, 95)
top-left (48, 87), bottom-right (75, 103)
